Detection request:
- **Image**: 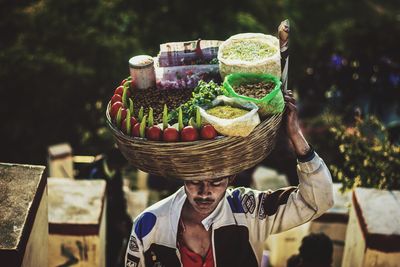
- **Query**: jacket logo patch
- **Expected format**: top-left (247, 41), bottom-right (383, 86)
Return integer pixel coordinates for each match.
top-left (241, 192), bottom-right (256, 214)
top-left (126, 253), bottom-right (140, 267)
top-left (135, 212), bottom-right (157, 240)
top-left (227, 189), bottom-right (245, 213)
top-left (129, 235), bottom-right (139, 252)
top-left (258, 193), bottom-right (267, 219)
top-left (151, 251), bottom-right (164, 267)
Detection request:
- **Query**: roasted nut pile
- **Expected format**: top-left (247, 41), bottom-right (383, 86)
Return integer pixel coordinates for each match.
top-left (233, 81), bottom-right (275, 99)
top-left (131, 87), bottom-right (193, 123)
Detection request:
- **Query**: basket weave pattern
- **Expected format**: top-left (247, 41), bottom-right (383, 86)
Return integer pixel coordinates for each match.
top-left (106, 105), bottom-right (283, 180)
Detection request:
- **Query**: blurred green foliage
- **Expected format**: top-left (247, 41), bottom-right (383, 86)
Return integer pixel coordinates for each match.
top-left (0, 0), bottom-right (398, 165)
top-left (305, 111), bottom-right (400, 191)
top-left (329, 116), bottom-right (400, 191)
top-left (302, 111), bottom-right (343, 166)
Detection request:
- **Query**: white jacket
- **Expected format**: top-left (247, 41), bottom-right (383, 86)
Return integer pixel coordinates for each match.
top-left (125, 153), bottom-right (334, 267)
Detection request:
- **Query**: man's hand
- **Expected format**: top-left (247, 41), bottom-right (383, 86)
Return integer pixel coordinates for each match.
top-left (284, 90), bottom-right (310, 156)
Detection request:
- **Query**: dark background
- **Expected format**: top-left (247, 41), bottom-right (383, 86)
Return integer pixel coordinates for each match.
top-left (1, 0), bottom-right (399, 164)
top-left (1, 2), bottom-right (399, 266)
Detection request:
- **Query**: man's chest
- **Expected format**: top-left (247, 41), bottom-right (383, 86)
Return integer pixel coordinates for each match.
top-left (181, 224), bottom-right (211, 257)
top-left (143, 225), bottom-right (259, 267)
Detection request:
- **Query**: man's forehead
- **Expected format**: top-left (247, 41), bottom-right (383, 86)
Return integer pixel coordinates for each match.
top-left (187, 175), bottom-right (235, 182)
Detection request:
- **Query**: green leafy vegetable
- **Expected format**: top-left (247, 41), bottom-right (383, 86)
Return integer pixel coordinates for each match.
top-left (169, 80), bottom-right (224, 124)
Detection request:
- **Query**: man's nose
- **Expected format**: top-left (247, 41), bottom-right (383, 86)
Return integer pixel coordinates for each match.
top-left (198, 182), bottom-right (211, 196)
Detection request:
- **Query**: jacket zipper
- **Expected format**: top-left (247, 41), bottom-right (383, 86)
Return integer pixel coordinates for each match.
top-left (211, 225), bottom-right (217, 267)
top-left (176, 249), bottom-right (183, 267)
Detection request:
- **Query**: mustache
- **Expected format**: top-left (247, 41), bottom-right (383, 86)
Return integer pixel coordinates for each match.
top-left (194, 198), bottom-right (214, 203)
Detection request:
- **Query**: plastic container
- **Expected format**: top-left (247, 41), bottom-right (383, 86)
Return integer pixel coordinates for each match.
top-left (129, 55), bottom-right (156, 90)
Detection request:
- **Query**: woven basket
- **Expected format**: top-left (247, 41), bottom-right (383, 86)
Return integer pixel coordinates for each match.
top-left (106, 103), bottom-right (283, 180)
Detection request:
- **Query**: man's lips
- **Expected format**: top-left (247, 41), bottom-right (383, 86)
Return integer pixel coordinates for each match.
top-left (194, 198), bottom-right (214, 206)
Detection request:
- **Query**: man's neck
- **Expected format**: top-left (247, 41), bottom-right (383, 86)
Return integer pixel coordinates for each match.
top-left (181, 200), bottom-right (210, 225)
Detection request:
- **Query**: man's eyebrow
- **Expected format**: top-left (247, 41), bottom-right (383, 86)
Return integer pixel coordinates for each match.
top-left (210, 178), bottom-right (225, 182)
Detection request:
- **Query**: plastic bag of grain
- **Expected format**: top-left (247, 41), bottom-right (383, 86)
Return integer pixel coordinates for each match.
top-left (218, 33), bottom-right (281, 79)
top-left (199, 95), bottom-right (260, 137)
top-left (223, 73), bottom-right (284, 116)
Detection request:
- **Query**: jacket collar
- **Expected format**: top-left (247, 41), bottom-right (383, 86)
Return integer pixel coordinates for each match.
top-left (169, 187), bottom-right (237, 240)
top-left (170, 187), bottom-right (187, 239)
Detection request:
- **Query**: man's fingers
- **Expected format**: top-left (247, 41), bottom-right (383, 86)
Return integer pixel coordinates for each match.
top-left (284, 90), bottom-right (297, 114)
top-left (284, 95), bottom-right (296, 104)
top-left (286, 101), bottom-right (297, 112)
top-left (285, 90), bottom-right (294, 97)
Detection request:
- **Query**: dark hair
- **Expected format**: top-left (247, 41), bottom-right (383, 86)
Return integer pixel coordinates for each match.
top-left (287, 254), bottom-right (301, 267)
top-left (299, 233), bottom-right (333, 266)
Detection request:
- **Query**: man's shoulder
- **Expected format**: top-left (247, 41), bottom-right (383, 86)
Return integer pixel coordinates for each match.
top-left (137, 192), bottom-right (175, 219)
top-left (133, 187), bottom-right (183, 223)
top-left (132, 188), bottom-right (183, 244)
top-left (225, 187), bottom-right (259, 214)
top-left (226, 186), bottom-right (257, 196)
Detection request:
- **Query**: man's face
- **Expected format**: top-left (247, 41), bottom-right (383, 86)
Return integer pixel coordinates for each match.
top-left (184, 177), bottom-right (230, 216)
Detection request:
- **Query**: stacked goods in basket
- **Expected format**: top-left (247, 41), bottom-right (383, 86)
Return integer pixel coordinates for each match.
top-left (107, 74), bottom-right (283, 141)
top-left (156, 39), bottom-right (222, 89)
top-left (106, 26), bottom-right (289, 178)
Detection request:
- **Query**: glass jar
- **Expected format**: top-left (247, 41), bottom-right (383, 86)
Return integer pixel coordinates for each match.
top-left (129, 55), bottom-right (156, 90)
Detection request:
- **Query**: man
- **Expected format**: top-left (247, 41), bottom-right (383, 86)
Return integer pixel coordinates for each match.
top-left (125, 91), bottom-right (334, 267)
top-left (287, 233), bottom-right (334, 267)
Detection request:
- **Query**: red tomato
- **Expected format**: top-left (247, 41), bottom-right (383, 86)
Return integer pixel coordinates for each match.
top-left (121, 118), bottom-right (129, 134)
top-left (111, 94), bottom-right (122, 105)
top-left (200, 124), bottom-right (217, 140)
top-left (110, 101), bottom-right (123, 119)
top-left (132, 123), bottom-right (141, 137)
top-left (147, 126), bottom-right (162, 141)
top-left (120, 108), bottom-right (127, 122)
top-left (114, 86), bottom-right (124, 96)
top-left (163, 127), bottom-right (179, 142)
top-left (181, 126), bottom-right (199, 142)
top-left (130, 117), bottom-right (138, 127)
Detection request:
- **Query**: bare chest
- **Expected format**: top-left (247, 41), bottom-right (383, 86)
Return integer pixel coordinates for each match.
top-left (181, 224), bottom-right (212, 257)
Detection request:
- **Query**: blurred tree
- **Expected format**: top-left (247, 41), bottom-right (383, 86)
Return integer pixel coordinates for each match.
top-left (0, 0), bottom-right (142, 163)
top-left (287, 0), bottom-right (400, 118)
top-left (329, 115), bottom-right (400, 191)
